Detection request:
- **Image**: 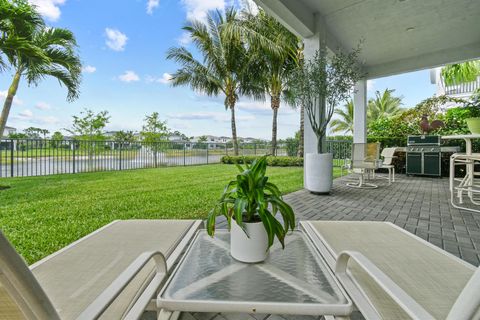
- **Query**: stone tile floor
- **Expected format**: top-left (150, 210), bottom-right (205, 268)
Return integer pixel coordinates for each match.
top-left (178, 174), bottom-right (480, 320)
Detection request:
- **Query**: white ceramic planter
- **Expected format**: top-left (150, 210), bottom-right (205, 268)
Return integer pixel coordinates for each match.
top-left (305, 153), bottom-right (333, 194)
top-left (230, 220), bottom-right (269, 263)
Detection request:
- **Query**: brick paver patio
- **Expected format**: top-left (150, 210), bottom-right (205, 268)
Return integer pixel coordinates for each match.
top-left (180, 174), bottom-right (480, 320)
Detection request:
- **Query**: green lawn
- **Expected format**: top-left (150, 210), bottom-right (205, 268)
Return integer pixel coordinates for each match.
top-left (0, 164), bottom-right (341, 264)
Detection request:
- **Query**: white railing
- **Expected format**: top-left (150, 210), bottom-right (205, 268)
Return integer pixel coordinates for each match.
top-left (441, 76), bottom-right (480, 96)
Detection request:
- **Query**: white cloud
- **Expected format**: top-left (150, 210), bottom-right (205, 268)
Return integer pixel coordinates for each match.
top-left (12, 110), bottom-right (60, 125)
top-left (34, 116), bottom-right (60, 125)
top-left (0, 91), bottom-right (23, 106)
top-left (168, 111), bottom-right (255, 122)
top-left (28, 0), bottom-right (65, 21)
top-left (105, 28), bottom-right (128, 51)
top-left (18, 109), bottom-right (33, 118)
top-left (177, 32), bottom-right (191, 45)
top-left (159, 73), bottom-right (172, 84)
top-left (146, 0), bottom-right (159, 14)
top-left (237, 100), bottom-right (295, 115)
top-left (146, 73), bottom-right (172, 84)
top-left (237, 101), bottom-right (270, 112)
top-left (82, 65), bottom-right (96, 73)
top-left (118, 70), bottom-right (140, 83)
top-left (181, 0), bottom-right (225, 22)
top-left (35, 102), bottom-right (51, 110)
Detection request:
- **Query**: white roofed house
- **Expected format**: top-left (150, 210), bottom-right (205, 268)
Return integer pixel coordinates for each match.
top-left (1, 126), bottom-right (18, 151)
top-left (241, 137), bottom-right (257, 144)
top-left (3, 126), bottom-right (17, 138)
top-left (190, 135), bottom-right (230, 149)
top-left (168, 134), bottom-right (185, 142)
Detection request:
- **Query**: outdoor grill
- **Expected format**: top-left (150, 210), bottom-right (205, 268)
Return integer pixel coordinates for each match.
top-left (406, 135), bottom-right (459, 176)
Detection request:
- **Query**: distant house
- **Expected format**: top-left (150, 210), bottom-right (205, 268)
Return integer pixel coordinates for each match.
top-left (3, 126), bottom-right (17, 137)
top-left (430, 67), bottom-right (479, 108)
top-left (190, 135), bottom-right (231, 149)
top-left (241, 137), bottom-right (257, 144)
top-left (104, 131), bottom-right (120, 139)
top-left (168, 134), bottom-right (187, 142)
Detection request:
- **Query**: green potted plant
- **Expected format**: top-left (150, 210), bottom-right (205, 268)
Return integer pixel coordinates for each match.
top-left (291, 45), bottom-right (364, 193)
top-left (206, 156), bottom-right (295, 263)
top-left (465, 91), bottom-right (480, 134)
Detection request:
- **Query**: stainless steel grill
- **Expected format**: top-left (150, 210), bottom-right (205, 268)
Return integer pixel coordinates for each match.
top-left (406, 135), bottom-right (441, 176)
top-left (406, 136), bottom-right (460, 176)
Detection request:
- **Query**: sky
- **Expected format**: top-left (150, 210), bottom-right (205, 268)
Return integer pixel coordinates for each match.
top-left (1, 0), bottom-right (438, 139)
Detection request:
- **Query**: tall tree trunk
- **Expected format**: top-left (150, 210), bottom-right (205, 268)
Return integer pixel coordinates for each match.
top-left (230, 103), bottom-right (239, 156)
top-left (0, 70), bottom-right (21, 138)
top-left (297, 104), bottom-right (304, 158)
top-left (270, 95), bottom-right (280, 156)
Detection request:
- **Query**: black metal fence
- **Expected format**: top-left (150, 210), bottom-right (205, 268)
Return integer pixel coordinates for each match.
top-left (0, 139), bottom-right (288, 178)
top-left (326, 140), bottom-right (352, 168)
top-left (0, 138), bottom-right (354, 178)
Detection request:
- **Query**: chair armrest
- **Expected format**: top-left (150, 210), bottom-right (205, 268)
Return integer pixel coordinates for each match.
top-left (335, 251), bottom-right (435, 320)
top-left (77, 251), bottom-right (167, 320)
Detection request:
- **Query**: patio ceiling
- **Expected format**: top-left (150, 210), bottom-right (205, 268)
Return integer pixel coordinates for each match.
top-left (254, 0), bottom-right (480, 79)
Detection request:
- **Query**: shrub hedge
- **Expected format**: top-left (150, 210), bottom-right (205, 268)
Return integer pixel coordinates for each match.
top-left (221, 155), bottom-right (303, 167)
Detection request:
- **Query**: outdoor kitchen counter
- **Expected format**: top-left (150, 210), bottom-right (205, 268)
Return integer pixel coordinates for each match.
top-left (442, 134), bottom-right (480, 154)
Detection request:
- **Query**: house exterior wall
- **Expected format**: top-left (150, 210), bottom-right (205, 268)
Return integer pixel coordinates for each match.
top-left (3, 126), bottom-right (17, 137)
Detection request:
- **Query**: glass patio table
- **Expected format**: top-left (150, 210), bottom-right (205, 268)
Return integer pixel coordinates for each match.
top-left (157, 230), bottom-right (352, 317)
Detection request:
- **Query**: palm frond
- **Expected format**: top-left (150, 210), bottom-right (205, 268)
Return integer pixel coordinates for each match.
top-left (442, 60), bottom-right (480, 86)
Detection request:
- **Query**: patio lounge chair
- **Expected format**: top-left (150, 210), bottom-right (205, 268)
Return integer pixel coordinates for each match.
top-left (378, 147), bottom-right (396, 184)
top-left (0, 219), bottom-right (201, 320)
top-left (346, 143), bottom-right (381, 189)
top-left (301, 221), bottom-right (480, 320)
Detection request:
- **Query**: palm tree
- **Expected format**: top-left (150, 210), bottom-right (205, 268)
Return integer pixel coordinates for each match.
top-left (0, 6), bottom-right (81, 137)
top-left (441, 60), bottom-right (480, 86)
top-left (239, 10), bottom-right (299, 155)
top-left (167, 9), bottom-right (261, 156)
top-left (331, 89), bottom-right (403, 135)
top-left (330, 100), bottom-right (354, 134)
top-left (297, 103), bottom-right (305, 157)
top-left (367, 89), bottom-right (404, 122)
top-left (0, 0), bottom-right (48, 72)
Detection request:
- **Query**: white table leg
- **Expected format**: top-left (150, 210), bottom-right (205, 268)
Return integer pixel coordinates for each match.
top-left (465, 139), bottom-right (475, 201)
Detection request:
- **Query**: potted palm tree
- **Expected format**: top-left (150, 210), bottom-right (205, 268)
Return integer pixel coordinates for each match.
top-left (206, 156), bottom-right (295, 263)
top-left (292, 46), bottom-right (364, 193)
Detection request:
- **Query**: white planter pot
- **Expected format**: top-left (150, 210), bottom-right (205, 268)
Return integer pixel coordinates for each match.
top-left (305, 153), bottom-right (333, 194)
top-left (230, 220), bottom-right (269, 263)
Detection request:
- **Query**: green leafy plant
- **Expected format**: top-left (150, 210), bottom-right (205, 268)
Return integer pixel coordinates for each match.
top-left (441, 61), bottom-right (480, 86)
top-left (291, 45), bottom-right (364, 153)
top-left (207, 156), bottom-right (295, 248)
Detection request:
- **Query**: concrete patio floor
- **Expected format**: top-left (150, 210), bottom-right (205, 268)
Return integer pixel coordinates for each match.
top-left (179, 173), bottom-right (480, 320)
top-left (287, 173), bottom-right (480, 266)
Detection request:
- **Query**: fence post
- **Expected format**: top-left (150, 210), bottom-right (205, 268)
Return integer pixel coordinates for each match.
top-left (72, 142), bottom-right (76, 174)
top-left (119, 144), bottom-right (122, 170)
top-left (206, 145), bottom-right (209, 164)
top-left (254, 143), bottom-right (257, 155)
top-left (184, 143), bottom-right (186, 166)
top-left (10, 139), bottom-right (14, 177)
top-left (225, 143), bottom-right (228, 156)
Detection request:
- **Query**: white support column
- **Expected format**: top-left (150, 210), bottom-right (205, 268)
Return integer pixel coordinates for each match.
top-left (353, 80), bottom-right (367, 144)
top-left (303, 33), bottom-right (321, 156)
top-left (302, 16), bottom-right (327, 188)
